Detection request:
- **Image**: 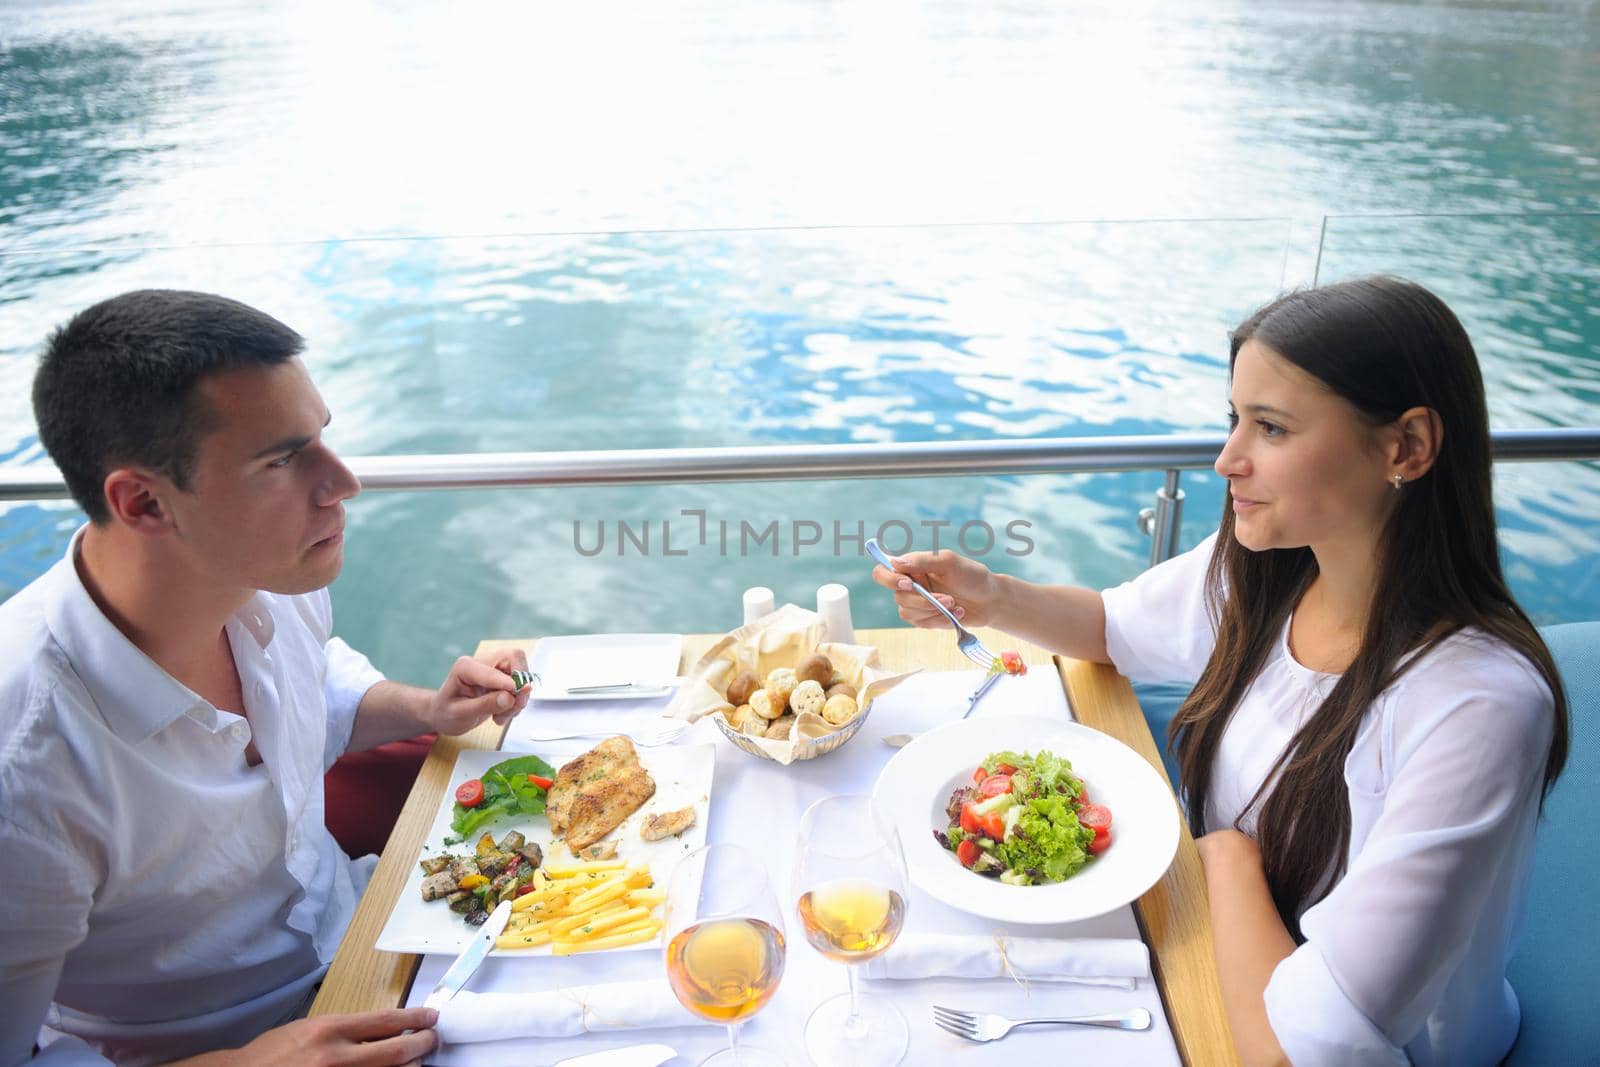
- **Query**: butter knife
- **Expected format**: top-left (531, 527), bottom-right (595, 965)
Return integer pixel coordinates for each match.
top-left (423, 899), bottom-right (511, 1011)
top-left (564, 682), bottom-right (674, 696)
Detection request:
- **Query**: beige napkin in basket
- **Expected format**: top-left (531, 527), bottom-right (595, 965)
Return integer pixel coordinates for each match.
top-left (664, 603), bottom-right (916, 763)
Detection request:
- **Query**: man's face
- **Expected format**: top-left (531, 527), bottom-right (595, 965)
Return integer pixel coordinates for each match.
top-left (159, 358), bottom-right (360, 597)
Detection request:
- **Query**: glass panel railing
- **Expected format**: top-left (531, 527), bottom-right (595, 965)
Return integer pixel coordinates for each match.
top-left (6, 214), bottom-right (1596, 684)
top-left (1315, 212), bottom-right (1600, 627)
top-left (2, 219), bottom-right (1291, 683)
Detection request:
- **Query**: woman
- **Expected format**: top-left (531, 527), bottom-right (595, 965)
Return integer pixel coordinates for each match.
top-left (872, 276), bottom-right (1568, 1067)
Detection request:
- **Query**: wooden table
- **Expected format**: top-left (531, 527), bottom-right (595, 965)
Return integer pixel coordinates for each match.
top-left (311, 627), bottom-right (1239, 1066)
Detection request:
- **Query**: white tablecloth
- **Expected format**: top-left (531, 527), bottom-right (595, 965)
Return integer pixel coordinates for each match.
top-left (405, 666), bottom-right (1183, 1067)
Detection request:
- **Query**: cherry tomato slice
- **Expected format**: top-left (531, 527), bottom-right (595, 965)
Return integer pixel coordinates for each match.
top-left (956, 838), bottom-right (981, 868)
top-left (454, 778), bottom-right (485, 808)
top-left (977, 774), bottom-right (1013, 799)
top-left (1078, 803), bottom-right (1113, 831)
top-left (1087, 826), bottom-right (1113, 854)
top-left (960, 802), bottom-right (982, 836)
top-left (528, 774), bottom-right (553, 789)
top-left (999, 650), bottom-right (1028, 675)
top-left (979, 812), bottom-right (1006, 841)
top-left (994, 763), bottom-right (1018, 776)
top-left (972, 766), bottom-right (987, 785)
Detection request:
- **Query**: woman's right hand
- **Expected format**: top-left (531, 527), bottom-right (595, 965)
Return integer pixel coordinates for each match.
top-left (870, 549), bottom-right (1005, 630)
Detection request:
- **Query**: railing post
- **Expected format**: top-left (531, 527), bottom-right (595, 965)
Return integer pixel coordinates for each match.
top-left (1138, 469), bottom-right (1185, 567)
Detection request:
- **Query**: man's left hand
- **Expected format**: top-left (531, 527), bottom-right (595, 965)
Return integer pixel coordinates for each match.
top-left (427, 650), bottom-right (532, 736)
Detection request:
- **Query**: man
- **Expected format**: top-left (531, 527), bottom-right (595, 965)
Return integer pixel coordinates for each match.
top-left (0, 290), bottom-right (531, 1066)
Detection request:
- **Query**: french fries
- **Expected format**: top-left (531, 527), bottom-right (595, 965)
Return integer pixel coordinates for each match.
top-left (495, 861), bottom-right (664, 954)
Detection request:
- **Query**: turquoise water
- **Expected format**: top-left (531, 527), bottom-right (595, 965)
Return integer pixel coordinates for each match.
top-left (2, 1), bottom-right (1596, 686)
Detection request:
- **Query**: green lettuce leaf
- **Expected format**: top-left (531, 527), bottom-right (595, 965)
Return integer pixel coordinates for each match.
top-left (993, 794), bottom-right (1094, 883)
top-left (449, 753), bottom-right (556, 837)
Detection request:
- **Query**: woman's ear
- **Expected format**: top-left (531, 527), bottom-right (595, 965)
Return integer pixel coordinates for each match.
top-left (1391, 406), bottom-right (1443, 481)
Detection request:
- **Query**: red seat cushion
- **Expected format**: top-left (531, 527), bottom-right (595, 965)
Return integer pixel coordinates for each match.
top-left (323, 734), bottom-right (436, 857)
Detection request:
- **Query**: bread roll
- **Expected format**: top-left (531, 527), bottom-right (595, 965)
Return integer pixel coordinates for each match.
top-left (796, 653), bottom-right (833, 687)
top-left (726, 669), bottom-right (760, 708)
top-left (764, 668), bottom-right (798, 711)
top-left (726, 703), bottom-right (760, 733)
top-left (825, 683), bottom-right (857, 702)
top-left (789, 679), bottom-right (826, 717)
top-left (821, 693), bottom-right (859, 726)
top-left (765, 714), bottom-right (796, 741)
top-left (750, 688), bottom-right (785, 720)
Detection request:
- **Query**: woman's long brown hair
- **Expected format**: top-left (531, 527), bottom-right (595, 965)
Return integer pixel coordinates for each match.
top-left (1169, 277), bottom-right (1569, 936)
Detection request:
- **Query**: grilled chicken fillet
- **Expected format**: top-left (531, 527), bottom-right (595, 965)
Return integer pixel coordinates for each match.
top-left (546, 736), bottom-right (657, 851)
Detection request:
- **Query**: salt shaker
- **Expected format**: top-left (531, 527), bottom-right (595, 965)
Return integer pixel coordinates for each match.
top-left (816, 583), bottom-right (854, 643)
top-left (742, 586), bottom-right (776, 625)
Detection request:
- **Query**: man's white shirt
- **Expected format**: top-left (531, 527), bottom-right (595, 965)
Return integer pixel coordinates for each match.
top-left (0, 528), bottom-right (384, 1066)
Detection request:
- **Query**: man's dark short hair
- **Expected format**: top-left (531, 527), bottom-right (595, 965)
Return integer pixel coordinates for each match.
top-left (33, 289), bottom-right (305, 523)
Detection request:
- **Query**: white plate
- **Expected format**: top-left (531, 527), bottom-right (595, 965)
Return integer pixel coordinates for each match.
top-left (873, 716), bottom-right (1180, 925)
top-left (529, 634), bottom-right (683, 701)
top-left (375, 740), bottom-right (715, 955)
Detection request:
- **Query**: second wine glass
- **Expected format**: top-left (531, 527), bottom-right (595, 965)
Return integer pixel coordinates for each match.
top-left (664, 843), bottom-right (788, 1067)
top-left (792, 794), bottom-right (910, 1066)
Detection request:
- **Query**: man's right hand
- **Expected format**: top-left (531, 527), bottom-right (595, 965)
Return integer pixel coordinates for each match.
top-left (870, 549), bottom-right (1005, 630)
top-left (174, 1007), bottom-right (439, 1067)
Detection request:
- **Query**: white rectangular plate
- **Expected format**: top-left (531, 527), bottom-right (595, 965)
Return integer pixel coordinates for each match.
top-left (529, 633), bottom-right (684, 701)
top-left (374, 740), bottom-right (715, 956)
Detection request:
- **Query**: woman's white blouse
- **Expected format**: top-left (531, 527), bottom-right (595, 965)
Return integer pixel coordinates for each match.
top-left (1101, 534), bottom-right (1554, 1067)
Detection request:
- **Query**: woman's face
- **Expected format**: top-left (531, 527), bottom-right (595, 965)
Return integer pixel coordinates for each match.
top-left (1215, 339), bottom-right (1397, 558)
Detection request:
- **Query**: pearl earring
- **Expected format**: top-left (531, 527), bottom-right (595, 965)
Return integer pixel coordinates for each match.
top-left (1392, 473), bottom-right (1404, 490)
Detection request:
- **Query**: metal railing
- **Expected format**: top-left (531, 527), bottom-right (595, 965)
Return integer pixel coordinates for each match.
top-left (4, 427), bottom-right (1597, 565)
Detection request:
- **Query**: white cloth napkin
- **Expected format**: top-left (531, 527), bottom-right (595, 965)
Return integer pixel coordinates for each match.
top-left (503, 692), bottom-right (677, 748)
top-left (861, 933), bottom-right (1151, 989)
top-left (435, 980), bottom-right (716, 1044)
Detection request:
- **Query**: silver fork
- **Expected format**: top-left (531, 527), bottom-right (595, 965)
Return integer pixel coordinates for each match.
top-left (516, 718), bottom-right (689, 747)
top-left (933, 1005), bottom-right (1151, 1042)
top-left (865, 538), bottom-right (996, 670)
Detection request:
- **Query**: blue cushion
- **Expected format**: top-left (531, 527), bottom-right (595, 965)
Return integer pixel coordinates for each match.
top-left (1131, 680), bottom-right (1192, 790)
top-left (1506, 621), bottom-right (1599, 1064)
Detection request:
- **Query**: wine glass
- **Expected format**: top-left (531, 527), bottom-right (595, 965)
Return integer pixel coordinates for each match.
top-left (664, 843), bottom-right (789, 1067)
top-left (791, 794), bottom-right (910, 1066)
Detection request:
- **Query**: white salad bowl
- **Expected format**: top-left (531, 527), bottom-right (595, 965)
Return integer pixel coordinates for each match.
top-left (872, 715), bottom-right (1181, 925)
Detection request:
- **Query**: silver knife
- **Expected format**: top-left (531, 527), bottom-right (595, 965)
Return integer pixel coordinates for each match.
top-left (882, 670), bottom-right (1005, 748)
top-left (960, 671), bottom-right (1003, 720)
top-left (423, 899), bottom-right (512, 1011)
top-left (549, 1045), bottom-right (677, 1067)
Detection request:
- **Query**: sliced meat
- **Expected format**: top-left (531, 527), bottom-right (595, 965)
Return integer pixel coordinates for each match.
top-left (420, 871), bottom-right (458, 901)
top-left (477, 850), bottom-right (512, 878)
top-left (640, 805), bottom-right (697, 842)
